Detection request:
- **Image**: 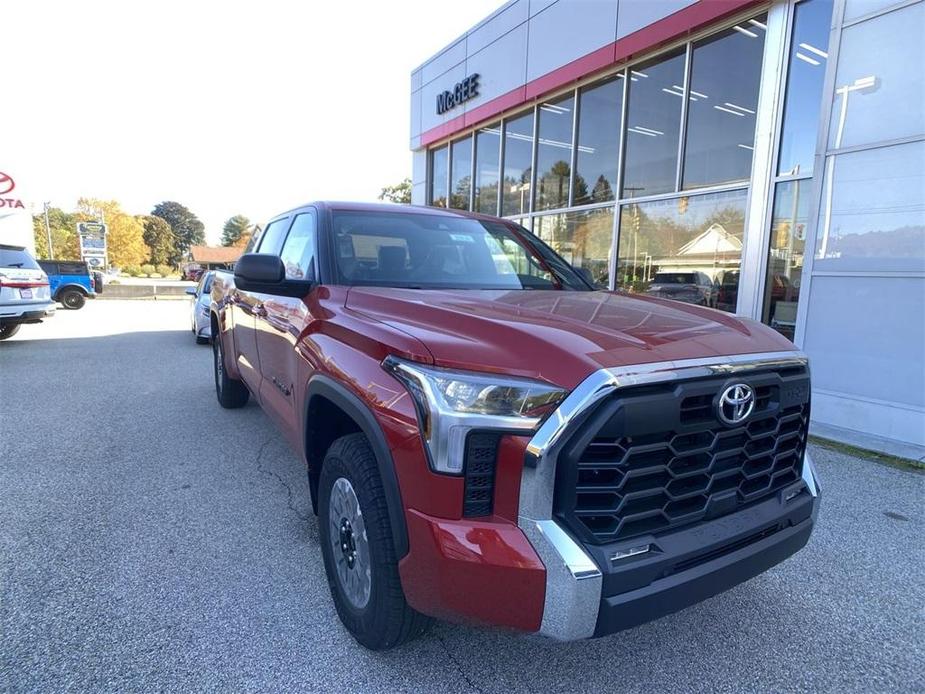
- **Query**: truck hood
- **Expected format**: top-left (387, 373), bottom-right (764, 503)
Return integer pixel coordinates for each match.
top-left (345, 288), bottom-right (795, 389)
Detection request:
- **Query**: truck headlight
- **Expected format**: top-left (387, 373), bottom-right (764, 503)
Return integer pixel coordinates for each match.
top-left (383, 355), bottom-right (568, 474)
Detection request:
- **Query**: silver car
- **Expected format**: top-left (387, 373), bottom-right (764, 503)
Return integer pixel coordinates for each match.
top-left (0, 244), bottom-right (56, 341)
top-left (186, 270), bottom-right (214, 344)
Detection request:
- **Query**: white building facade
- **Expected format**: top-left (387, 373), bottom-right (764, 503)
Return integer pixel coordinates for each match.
top-left (410, 0), bottom-right (925, 458)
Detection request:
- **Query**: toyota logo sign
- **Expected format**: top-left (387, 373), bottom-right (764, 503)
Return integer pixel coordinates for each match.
top-left (717, 383), bottom-right (756, 425)
top-left (0, 172), bottom-right (14, 196)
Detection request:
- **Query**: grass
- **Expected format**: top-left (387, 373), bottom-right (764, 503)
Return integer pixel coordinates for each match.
top-left (809, 435), bottom-right (925, 473)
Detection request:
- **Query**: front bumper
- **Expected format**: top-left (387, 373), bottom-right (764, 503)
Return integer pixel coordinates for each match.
top-left (517, 351), bottom-right (818, 640)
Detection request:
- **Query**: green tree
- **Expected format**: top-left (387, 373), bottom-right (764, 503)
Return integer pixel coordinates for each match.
top-left (142, 215), bottom-right (176, 266)
top-left (32, 208), bottom-right (80, 260)
top-left (151, 201), bottom-right (205, 264)
top-left (77, 198), bottom-right (148, 268)
top-left (221, 214), bottom-right (252, 246)
top-left (378, 178), bottom-right (412, 204)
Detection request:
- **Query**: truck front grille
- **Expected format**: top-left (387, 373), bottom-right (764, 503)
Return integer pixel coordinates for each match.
top-left (555, 368), bottom-right (810, 545)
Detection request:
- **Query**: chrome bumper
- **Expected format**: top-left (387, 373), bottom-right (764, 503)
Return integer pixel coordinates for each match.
top-left (517, 351), bottom-right (815, 641)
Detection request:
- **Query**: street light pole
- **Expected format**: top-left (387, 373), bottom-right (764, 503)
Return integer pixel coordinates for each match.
top-left (43, 202), bottom-right (54, 260)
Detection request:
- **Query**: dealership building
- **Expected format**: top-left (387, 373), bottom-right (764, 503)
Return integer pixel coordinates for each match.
top-left (409, 0), bottom-right (924, 459)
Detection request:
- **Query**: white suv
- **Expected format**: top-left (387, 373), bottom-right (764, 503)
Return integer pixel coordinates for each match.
top-left (0, 244), bottom-right (56, 341)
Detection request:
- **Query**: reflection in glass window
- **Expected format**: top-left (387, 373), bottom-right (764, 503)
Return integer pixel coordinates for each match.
top-left (616, 189), bottom-right (748, 312)
top-left (430, 146), bottom-right (448, 207)
top-left (474, 125), bottom-right (501, 214)
top-left (450, 136), bottom-right (472, 210)
top-left (502, 112), bottom-right (535, 216)
top-left (279, 212), bottom-right (316, 280)
top-left (762, 181), bottom-right (809, 339)
top-left (815, 141), bottom-right (925, 272)
top-left (683, 17), bottom-right (766, 189)
top-left (575, 76), bottom-right (623, 206)
top-left (777, 0), bottom-right (833, 176)
top-left (534, 207), bottom-right (614, 286)
top-left (535, 95), bottom-right (575, 211)
top-left (828, 1), bottom-right (924, 150)
top-left (622, 50), bottom-right (686, 198)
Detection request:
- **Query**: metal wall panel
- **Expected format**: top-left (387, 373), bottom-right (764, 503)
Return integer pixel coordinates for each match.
top-left (421, 38), bottom-right (467, 86)
top-left (616, 0), bottom-right (698, 38)
top-left (419, 62), bottom-right (470, 134)
top-left (525, 0), bottom-right (619, 82)
top-left (466, 23), bottom-right (530, 106)
top-left (468, 0), bottom-right (529, 53)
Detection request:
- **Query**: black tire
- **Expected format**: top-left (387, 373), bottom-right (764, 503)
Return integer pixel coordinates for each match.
top-left (0, 324), bottom-right (21, 341)
top-left (213, 333), bottom-right (249, 408)
top-left (60, 290), bottom-right (86, 310)
top-left (318, 433), bottom-right (432, 650)
top-left (195, 334), bottom-right (209, 345)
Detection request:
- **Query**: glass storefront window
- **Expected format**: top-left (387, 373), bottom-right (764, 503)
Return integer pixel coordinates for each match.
top-left (827, 1), bottom-right (924, 150)
top-left (449, 136), bottom-right (473, 210)
top-left (430, 146), bottom-right (448, 207)
top-left (777, 0), bottom-right (833, 176)
top-left (815, 140), bottom-right (925, 272)
top-left (535, 95), bottom-right (575, 211)
top-left (474, 125), bottom-right (501, 215)
top-left (616, 189), bottom-right (748, 312)
top-left (575, 76), bottom-right (623, 206)
top-left (502, 112), bottom-right (535, 216)
top-left (622, 50), bottom-right (686, 198)
top-left (534, 208), bottom-right (614, 287)
top-left (763, 181), bottom-right (810, 339)
top-left (682, 17), bottom-right (766, 190)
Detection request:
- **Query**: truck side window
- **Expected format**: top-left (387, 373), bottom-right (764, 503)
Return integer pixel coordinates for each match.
top-left (257, 217), bottom-right (291, 256)
top-left (279, 212), bottom-right (316, 280)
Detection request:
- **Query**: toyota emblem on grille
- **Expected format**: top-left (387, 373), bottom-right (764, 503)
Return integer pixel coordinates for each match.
top-left (718, 383), bottom-right (755, 425)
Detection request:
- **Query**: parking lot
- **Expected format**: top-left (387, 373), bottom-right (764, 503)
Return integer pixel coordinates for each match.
top-left (1, 300), bottom-right (922, 693)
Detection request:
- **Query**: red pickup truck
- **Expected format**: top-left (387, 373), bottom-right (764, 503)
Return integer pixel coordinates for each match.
top-left (209, 202), bottom-right (819, 650)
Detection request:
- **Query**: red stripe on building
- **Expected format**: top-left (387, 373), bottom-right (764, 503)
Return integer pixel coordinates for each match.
top-left (420, 0), bottom-right (761, 148)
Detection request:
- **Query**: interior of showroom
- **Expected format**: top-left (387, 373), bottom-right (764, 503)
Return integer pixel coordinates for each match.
top-left (409, 0), bottom-right (925, 458)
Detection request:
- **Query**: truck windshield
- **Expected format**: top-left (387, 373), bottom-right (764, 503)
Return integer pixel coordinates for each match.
top-left (331, 210), bottom-right (591, 290)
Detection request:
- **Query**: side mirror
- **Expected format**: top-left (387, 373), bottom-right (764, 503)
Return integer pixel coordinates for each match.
top-left (185, 287), bottom-right (196, 296)
top-left (234, 253), bottom-right (314, 298)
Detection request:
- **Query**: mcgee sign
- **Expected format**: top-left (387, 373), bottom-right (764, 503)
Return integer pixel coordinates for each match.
top-left (436, 73), bottom-right (480, 115)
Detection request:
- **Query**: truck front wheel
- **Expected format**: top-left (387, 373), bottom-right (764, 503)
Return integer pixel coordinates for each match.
top-left (318, 433), bottom-right (431, 650)
top-left (212, 333), bottom-right (249, 408)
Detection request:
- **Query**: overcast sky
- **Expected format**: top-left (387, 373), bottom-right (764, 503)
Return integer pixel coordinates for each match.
top-left (6, 0), bottom-right (501, 243)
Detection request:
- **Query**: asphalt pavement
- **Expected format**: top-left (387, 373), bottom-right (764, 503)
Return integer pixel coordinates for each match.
top-left (1, 300), bottom-right (922, 693)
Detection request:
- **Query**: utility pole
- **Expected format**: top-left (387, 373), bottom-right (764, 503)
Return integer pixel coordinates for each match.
top-left (43, 202), bottom-right (54, 260)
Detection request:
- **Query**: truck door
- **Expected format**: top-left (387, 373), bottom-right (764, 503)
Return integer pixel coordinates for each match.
top-left (232, 215), bottom-right (291, 394)
top-left (253, 210), bottom-right (318, 445)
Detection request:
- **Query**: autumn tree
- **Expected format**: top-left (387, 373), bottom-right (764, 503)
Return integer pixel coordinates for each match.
top-left (32, 208), bottom-right (80, 260)
top-left (77, 198), bottom-right (148, 268)
top-left (378, 178), bottom-right (412, 204)
top-left (142, 215), bottom-right (176, 266)
top-left (151, 201), bottom-right (205, 264)
top-left (221, 215), bottom-right (252, 246)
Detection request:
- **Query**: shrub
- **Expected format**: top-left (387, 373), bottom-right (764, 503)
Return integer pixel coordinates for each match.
top-left (140, 264), bottom-right (156, 277)
top-left (155, 264), bottom-right (174, 277)
top-left (124, 265), bottom-right (142, 277)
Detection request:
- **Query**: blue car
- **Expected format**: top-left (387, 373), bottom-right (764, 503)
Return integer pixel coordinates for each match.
top-left (37, 260), bottom-right (101, 310)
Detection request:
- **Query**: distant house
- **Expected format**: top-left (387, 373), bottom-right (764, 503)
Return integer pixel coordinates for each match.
top-left (187, 245), bottom-right (242, 271)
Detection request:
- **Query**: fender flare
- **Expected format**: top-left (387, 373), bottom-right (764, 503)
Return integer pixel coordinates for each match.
top-left (54, 283), bottom-right (89, 300)
top-left (304, 374), bottom-right (409, 558)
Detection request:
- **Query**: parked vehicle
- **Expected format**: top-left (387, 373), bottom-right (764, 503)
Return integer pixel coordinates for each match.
top-left (181, 263), bottom-right (204, 282)
top-left (0, 244), bottom-right (56, 340)
top-left (185, 270), bottom-right (215, 344)
top-left (645, 271), bottom-right (717, 307)
top-left (209, 202), bottom-right (819, 650)
top-left (38, 260), bottom-right (100, 310)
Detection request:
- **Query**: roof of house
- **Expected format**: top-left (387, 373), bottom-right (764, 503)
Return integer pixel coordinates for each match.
top-left (188, 245), bottom-right (242, 264)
